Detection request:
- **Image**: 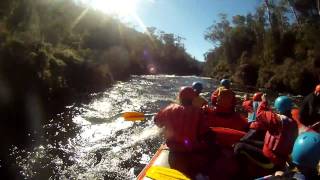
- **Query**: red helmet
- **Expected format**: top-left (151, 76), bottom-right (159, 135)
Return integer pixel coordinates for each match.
top-left (179, 86), bottom-right (196, 100)
top-left (315, 84), bottom-right (320, 94)
top-left (253, 92), bottom-right (263, 101)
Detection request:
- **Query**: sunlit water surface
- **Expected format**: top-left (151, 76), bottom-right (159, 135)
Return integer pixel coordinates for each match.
top-left (10, 75), bottom-right (302, 179)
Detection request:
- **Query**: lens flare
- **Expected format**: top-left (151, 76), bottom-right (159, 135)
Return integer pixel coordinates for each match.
top-left (90, 0), bottom-right (138, 17)
top-left (147, 64), bottom-right (157, 74)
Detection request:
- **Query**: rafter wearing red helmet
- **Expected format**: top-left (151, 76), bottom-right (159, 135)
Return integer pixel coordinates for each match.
top-left (154, 86), bottom-right (211, 179)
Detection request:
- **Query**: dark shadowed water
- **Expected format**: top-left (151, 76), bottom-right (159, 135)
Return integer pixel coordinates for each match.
top-left (9, 75), bottom-right (303, 179)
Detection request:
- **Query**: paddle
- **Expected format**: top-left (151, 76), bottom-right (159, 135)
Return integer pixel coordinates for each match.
top-left (146, 166), bottom-right (190, 180)
top-left (122, 112), bottom-right (156, 121)
top-left (311, 121), bottom-right (320, 129)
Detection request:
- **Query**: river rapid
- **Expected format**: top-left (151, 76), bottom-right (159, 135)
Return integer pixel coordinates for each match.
top-left (9, 75), bottom-right (302, 179)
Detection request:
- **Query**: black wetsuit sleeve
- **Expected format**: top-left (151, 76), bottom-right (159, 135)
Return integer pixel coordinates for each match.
top-left (240, 129), bottom-right (264, 147)
top-left (299, 94), bottom-right (314, 126)
top-left (240, 129), bottom-right (257, 142)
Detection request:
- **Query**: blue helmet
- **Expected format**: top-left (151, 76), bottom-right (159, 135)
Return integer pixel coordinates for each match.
top-left (220, 79), bottom-right (230, 88)
top-left (291, 132), bottom-right (320, 168)
top-left (192, 82), bottom-right (203, 92)
top-left (274, 96), bottom-right (292, 114)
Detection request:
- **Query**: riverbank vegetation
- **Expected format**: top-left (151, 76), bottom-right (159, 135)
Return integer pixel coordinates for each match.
top-left (203, 0), bottom-right (320, 95)
top-left (0, 0), bottom-right (200, 105)
top-left (0, 0), bottom-right (201, 174)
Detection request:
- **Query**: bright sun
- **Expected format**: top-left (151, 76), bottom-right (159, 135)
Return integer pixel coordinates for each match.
top-left (90, 0), bottom-right (138, 17)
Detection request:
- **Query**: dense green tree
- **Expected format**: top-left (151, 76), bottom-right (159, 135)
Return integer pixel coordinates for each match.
top-left (204, 0), bottom-right (320, 95)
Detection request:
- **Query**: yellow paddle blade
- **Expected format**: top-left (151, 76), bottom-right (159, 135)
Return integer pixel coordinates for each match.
top-left (146, 166), bottom-right (190, 180)
top-left (122, 112), bottom-right (145, 121)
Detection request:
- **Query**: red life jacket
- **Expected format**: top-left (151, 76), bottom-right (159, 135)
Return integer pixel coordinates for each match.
top-left (154, 104), bottom-right (208, 152)
top-left (213, 87), bottom-right (235, 113)
top-left (263, 115), bottom-right (298, 165)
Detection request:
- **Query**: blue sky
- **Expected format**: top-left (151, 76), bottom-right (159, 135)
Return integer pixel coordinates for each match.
top-left (83, 0), bottom-right (262, 61)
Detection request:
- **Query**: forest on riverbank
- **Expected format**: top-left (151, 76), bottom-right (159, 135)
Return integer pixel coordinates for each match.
top-left (0, 0), bottom-right (201, 107)
top-left (0, 2), bottom-right (200, 114)
top-left (0, 0), bottom-right (201, 165)
top-left (203, 0), bottom-right (320, 95)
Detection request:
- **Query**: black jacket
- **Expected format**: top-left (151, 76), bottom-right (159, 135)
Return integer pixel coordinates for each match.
top-left (299, 93), bottom-right (320, 126)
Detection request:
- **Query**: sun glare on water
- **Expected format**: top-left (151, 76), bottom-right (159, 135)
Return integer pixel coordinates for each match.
top-left (90, 0), bottom-right (139, 17)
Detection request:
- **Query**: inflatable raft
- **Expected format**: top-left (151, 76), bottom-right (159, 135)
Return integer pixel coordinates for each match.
top-left (205, 108), bottom-right (248, 131)
top-left (137, 144), bottom-right (189, 180)
top-left (137, 127), bottom-right (246, 180)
